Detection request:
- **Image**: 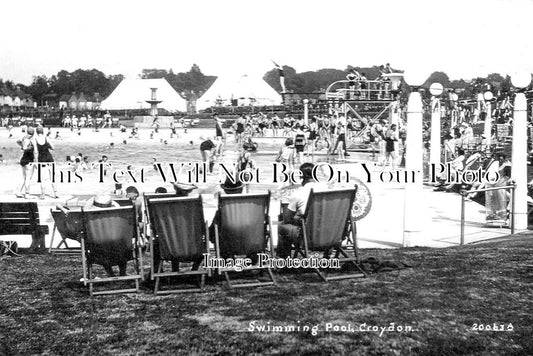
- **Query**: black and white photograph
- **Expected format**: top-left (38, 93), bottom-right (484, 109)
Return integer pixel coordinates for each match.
top-left (0, 0), bottom-right (532, 355)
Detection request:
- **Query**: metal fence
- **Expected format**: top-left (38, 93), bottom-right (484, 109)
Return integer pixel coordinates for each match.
top-left (460, 184), bottom-right (516, 245)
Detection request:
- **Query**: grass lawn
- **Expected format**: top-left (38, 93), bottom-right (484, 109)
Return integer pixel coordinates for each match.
top-left (1, 234), bottom-right (532, 356)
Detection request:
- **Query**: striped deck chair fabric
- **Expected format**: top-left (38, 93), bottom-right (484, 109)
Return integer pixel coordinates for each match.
top-left (215, 192), bottom-right (276, 288)
top-left (298, 188), bottom-right (366, 281)
top-left (81, 206), bottom-right (143, 296)
top-left (147, 196), bottom-right (210, 294)
top-left (49, 209), bottom-right (83, 253)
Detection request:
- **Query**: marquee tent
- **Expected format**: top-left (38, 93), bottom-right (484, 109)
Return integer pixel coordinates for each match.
top-left (196, 75), bottom-right (282, 110)
top-left (100, 78), bottom-right (187, 112)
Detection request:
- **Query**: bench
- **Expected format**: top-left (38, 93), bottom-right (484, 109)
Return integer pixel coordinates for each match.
top-left (0, 202), bottom-right (49, 253)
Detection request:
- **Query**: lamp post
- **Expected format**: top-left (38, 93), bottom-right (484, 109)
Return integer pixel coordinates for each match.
top-left (475, 92), bottom-right (485, 123)
top-left (483, 91), bottom-right (494, 147)
top-left (303, 99), bottom-right (309, 126)
top-left (429, 83), bottom-right (444, 168)
top-left (402, 70), bottom-right (427, 247)
top-left (459, 77), bottom-right (474, 126)
top-left (450, 93), bottom-right (459, 128)
top-left (510, 71), bottom-right (532, 230)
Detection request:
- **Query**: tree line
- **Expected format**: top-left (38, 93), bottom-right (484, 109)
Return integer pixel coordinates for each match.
top-left (0, 64), bottom-right (520, 108)
top-left (263, 65), bottom-right (515, 96)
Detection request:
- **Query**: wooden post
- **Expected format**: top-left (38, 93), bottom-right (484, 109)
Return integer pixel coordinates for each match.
top-left (460, 191), bottom-right (466, 246)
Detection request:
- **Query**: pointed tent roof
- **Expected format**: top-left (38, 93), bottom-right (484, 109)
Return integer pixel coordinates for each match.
top-left (100, 78), bottom-right (186, 112)
top-left (197, 74), bottom-right (282, 110)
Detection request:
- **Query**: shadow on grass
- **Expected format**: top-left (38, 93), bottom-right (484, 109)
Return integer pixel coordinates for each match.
top-left (1, 234), bottom-right (532, 355)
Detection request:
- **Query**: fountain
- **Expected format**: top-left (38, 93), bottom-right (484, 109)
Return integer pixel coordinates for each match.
top-left (146, 88), bottom-right (162, 117)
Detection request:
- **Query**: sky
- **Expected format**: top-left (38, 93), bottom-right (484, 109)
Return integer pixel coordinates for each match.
top-left (1, 0), bottom-right (532, 85)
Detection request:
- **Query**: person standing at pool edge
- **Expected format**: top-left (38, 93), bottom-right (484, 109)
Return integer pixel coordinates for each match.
top-left (34, 126), bottom-right (58, 199)
top-left (16, 127), bottom-right (36, 199)
top-left (214, 115), bottom-right (225, 158)
top-left (200, 136), bottom-right (216, 174)
top-left (383, 124), bottom-right (398, 171)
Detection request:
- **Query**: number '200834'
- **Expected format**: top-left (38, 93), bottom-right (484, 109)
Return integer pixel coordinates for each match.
top-left (472, 323), bottom-right (514, 331)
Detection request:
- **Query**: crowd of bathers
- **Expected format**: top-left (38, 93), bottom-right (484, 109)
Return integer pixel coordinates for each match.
top-left (226, 111), bottom-right (399, 146)
top-left (61, 112), bottom-right (115, 130)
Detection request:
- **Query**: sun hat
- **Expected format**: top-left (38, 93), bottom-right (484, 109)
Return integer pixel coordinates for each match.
top-left (84, 195), bottom-right (116, 209)
top-left (220, 179), bottom-right (244, 194)
top-left (172, 182), bottom-right (197, 196)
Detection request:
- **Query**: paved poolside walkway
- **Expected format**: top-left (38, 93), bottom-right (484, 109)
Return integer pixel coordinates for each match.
top-left (0, 162), bottom-right (519, 250)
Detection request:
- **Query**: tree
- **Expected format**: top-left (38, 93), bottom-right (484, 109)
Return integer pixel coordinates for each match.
top-left (264, 65), bottom-right (382, 93)
top-left (263, 65), bottom-right (307, 93)
top-left (104, 74), bottom-right (125, 97)
top-left (299, 68), bottom-right (346, 92)
top-left (423, 71), bottom-right (450, 88)
top-left (33, 69), bottom-right (124, 103)
top-left (141, 69), bottom-right (170, 79)
top-left (500, 75), bottom-right (512, 94)
top-left (486, 73), bottom-right (505, 85)
top-left (448, 79), bottom-right (467, 89)
top-left (263, 67), bottom-right (283, 92)
top-left (50, 70), bottom-right (75, 96)
top-left (140, 65), bottom-right (216, 98)
top-left (27, 75), bottom-right (50, 105)
top-left (3, 80), bottom-right (16, 91)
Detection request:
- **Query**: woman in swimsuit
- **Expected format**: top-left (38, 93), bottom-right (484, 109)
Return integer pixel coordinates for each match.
top-left (307, 118), bottom-right (318, 156)
top-left (236, 144), bottom-right (255, 193)
top-left (34, 126), bottom-right (58, 199)
top-left (16, 127), bottom-right (36, 198)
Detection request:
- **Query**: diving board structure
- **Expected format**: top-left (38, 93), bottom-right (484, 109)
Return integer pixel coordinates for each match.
top-left (324, 73), bottom-right (404, 150)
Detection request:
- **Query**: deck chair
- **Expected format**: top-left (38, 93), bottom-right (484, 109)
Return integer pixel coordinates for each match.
top-left (294, 188), bottom-right (366, 281)
top-left (214, 192), bottom-right (276, 288)
top-left (80, 206), bottom-right (143, 296)
top-left (147, 196), bottom-right (210, 294)
top-left (49, 209), bottom-right (83, 254)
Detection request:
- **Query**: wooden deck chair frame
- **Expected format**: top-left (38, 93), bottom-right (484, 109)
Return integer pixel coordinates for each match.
top-left (214, 191), bottom-right (276, 289)
top-left (147, 196), bottom-right (211, 294)
top-left (49, 209), bottom-right (83, 254)
top-left (293, 188), bottom-right (366, 281)
top-left (280, 193), bottom-right (360, 259)
top-left (80, 206), bottom-right (143, 296)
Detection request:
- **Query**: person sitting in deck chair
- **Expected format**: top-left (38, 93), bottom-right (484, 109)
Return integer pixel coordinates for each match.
top-left (125, 186), bottom-right (146, 246)
top-left (208, 180), bottom-right (247, 259)
top-left (434, 149), bottom-right (466, 192)
top-left (79, 195), bottom-right (124, 277)
top-left (277, 162), bottom-right (326, 258)
top-left (150, 182), bottom-right (200, 273)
